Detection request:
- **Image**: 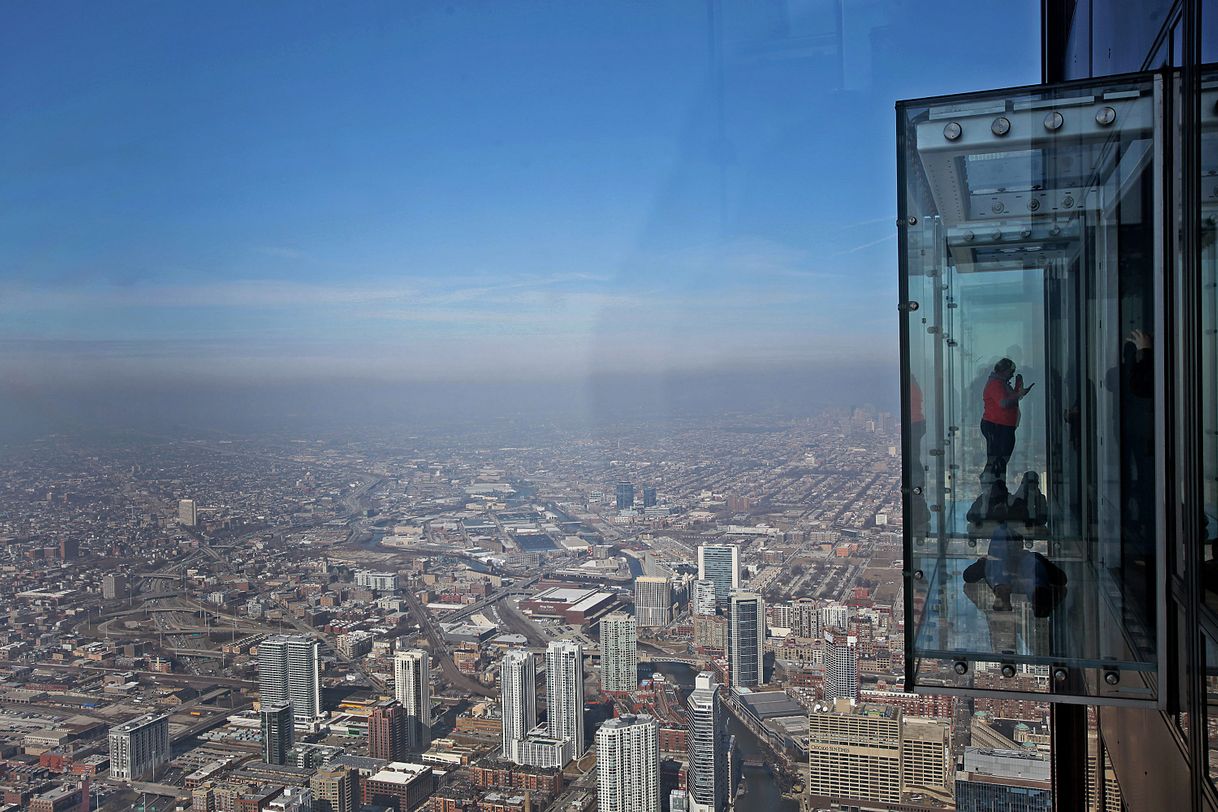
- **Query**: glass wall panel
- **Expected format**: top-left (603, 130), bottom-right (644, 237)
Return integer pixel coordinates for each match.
top-left (1201, 74), bottom-right (1218, 609)
top-left (1092, 0), bottom-right (1175, 75)
top-left (1205, 631), bottom-right (1218, 790)
top-left (899, 74), bottom-right (1162, 703)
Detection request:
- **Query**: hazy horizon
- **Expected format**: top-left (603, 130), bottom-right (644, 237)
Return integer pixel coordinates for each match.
top-left (0, 0), bottom-right (1039, 441)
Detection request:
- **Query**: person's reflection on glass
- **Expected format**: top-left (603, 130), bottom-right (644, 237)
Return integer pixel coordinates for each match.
top-left (981, 358), bottom-right (1034, 484)
top-left (1112, 329), bottom-right (1155, 619)
top-left (909, 375), bottom-right (930, 534)
top-left (963, 523), bottom-right (1067, 617)
top-left (1202, 509), bottom-right (1218, 596)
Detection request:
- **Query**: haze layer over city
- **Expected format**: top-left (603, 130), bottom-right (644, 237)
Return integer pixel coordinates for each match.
top-left (0, 3), bottom-right (1066, 812)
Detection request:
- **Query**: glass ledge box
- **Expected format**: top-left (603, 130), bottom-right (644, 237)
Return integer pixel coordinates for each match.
top-left (898, 73), bottom-right (1167, 705)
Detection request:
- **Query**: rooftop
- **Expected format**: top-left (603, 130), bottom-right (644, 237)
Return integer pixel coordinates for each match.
top-left (369, 762), bottom-right (432, 785)
top-left (532, 587), bottom-right (595, 604)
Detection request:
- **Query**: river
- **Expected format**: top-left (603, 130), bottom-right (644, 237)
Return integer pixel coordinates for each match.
top-left (646, 662), bottom-right (799, 812)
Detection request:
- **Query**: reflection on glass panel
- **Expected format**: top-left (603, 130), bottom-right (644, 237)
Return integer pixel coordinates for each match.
top-left (1205, 632), bottom-right (1218, 789)
top-left (1202, 75), bottom-right (1218, 607)
top-left (900, 74), bottom-right (1161, 702)
top-left (1091, 0), bottom-right (1175, 75)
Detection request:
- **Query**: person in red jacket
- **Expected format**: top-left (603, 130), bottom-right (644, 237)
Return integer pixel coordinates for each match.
top-left (981, 358), bottom-right (1034, 483)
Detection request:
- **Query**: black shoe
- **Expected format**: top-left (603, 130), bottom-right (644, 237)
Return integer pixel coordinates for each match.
top-left (962, 558), bottom-right (988, 584)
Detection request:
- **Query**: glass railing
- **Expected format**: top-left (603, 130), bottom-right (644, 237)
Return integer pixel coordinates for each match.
top-left (899, 73), bottom-right (1163, 703)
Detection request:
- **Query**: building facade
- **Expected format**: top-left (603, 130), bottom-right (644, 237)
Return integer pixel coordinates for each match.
top-left (545, 640), bottom-right (585, 758)
top-left (599, 613), bottom-right (637, 694)
top-left (178, 498), bottom-right (196, 527)
top-left (633, 576), bottom-right (673, 627)
top-left (728, 591), bottom-right (764, 689)
top-left (616, 481), bottom-right (634, 510)
top-left (260, 701), bottom-right (294, 765)
top-left (310, 766), bottom-right (358, 812)
top-left (822, 627), bottom-right (858, 702)
top-left (595, 714), bottom-right (660, 812)
top-left (108, 714), bottom-right (170, 782)
top-left (901, 717), bottom-right (951, 794)
top-left (690, 579), bottom-right (717, 617)
top-left (499, 649), bottom-right (537, 765)
top-left (368, 700), bottom-right (409, 762)
top-left (258, 635), bottom-right (322, 725)
top-left (954, 748), bottom-right (1053, 812)
top-left (393, 649), bottom-right (432, 753)
top-left (686, 672), bottom-right (727, 812)
top-left (364, 762), bottom-right (434, 812)
top-left (697, 545), bottom-right (739, 610)
top-left (806, 700), bottom-right (901, 806)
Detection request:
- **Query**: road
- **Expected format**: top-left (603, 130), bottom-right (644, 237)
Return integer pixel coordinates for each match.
top-left (400, 585), bottom-right (494, 698)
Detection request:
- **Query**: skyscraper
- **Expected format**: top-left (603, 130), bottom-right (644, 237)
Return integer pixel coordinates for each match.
top-left (258, 635), bottom-right (322, 724)
top-left (393, 649), bottom-right (432, 752)
top-left (642, 486), bottom-right (657, 508)
top-left (500, 649), bottom-right (537, 764)
top-left (596, 714), bottom-right (660, 812)
top-left (260, 701), bottom-right (294, 765)
top-left (546, 640), bottom-right (585, 757)
top-left (367, 700), bottom-right (408, 761)
top-left (728, 591), bottom-right (765, 689)
top-left (697, 545), bottom-right (739, 609)
top-left (616, 481), bottom-right (634, 510)
top-left (633, 576), bottom-right (672, 627)
top-left (108, 714), bottom-right (170, 782)
top-left (823, 627), bottom-right (858, 702)
top-left (691, 579), bottom-right (717, 616)
top-left (599, 613), bottom-right (637, 694)
top-left (178, 498), bottom-right (197, 527)
top-left (807, 699), bottom-right (901, 805)
top-left (954, 748), bottom-right (1053, 812)
top-left (686, 672), bottom-right (727, 812)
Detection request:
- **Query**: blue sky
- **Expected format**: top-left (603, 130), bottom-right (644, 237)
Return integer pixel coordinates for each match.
top-left (0, 1), bottom-right (1039, 387)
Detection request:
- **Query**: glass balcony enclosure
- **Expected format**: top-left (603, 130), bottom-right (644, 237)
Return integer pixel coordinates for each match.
top-left (898, 74), bottom-right (1164, 704)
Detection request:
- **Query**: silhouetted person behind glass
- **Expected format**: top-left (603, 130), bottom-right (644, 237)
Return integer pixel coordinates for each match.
top-left (963, 523), bottom-right (1067, 617)
top-left (981, 358), bottom-right (1034, 484)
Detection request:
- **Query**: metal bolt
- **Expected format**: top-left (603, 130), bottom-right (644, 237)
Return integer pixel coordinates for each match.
top-left (992, 201), bottom-right (1005, 214)
top-left (1020, 228), bottom-right (1032, 239)
top-left (1096, 106), bottom-right (1117, 126)
top-left (963, 230), bottom-right (974, 242)
top-left (1104, 670), bottom-right (1120, 685)
top-left (1062, 195), bottom-right (1075, 209)
top-left (1049, 225), bottom-right (1062, 236)
top-left (1044, 111), bottom-right (1064, 131)
top-left (1001, 663), bottom-right (1017, 678)
top-left (912, 486), bottom-right (923, 495)
top-left (953, 661), bottom-right (969, 675)
top-left (913, 570), bottom-right (924, 581)
top-left (908, 301), bottom-right (920, 311)
top-left (991, 116), bottom-right (1011, 136)
top-left (1053, 667), bottom-right (1068, 683)
top-left (908, 216), bottom-right (918, 225)
top-left (943, 121), bottom-right (962, 140)
top-left (991, 231), bottom-right (1003, 241)
top-left (1028, 198), bottom-right (1041, 212)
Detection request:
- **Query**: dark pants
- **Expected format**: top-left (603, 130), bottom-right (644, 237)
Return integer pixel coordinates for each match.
top-left (980, 419), bottom-right (1016, 483)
